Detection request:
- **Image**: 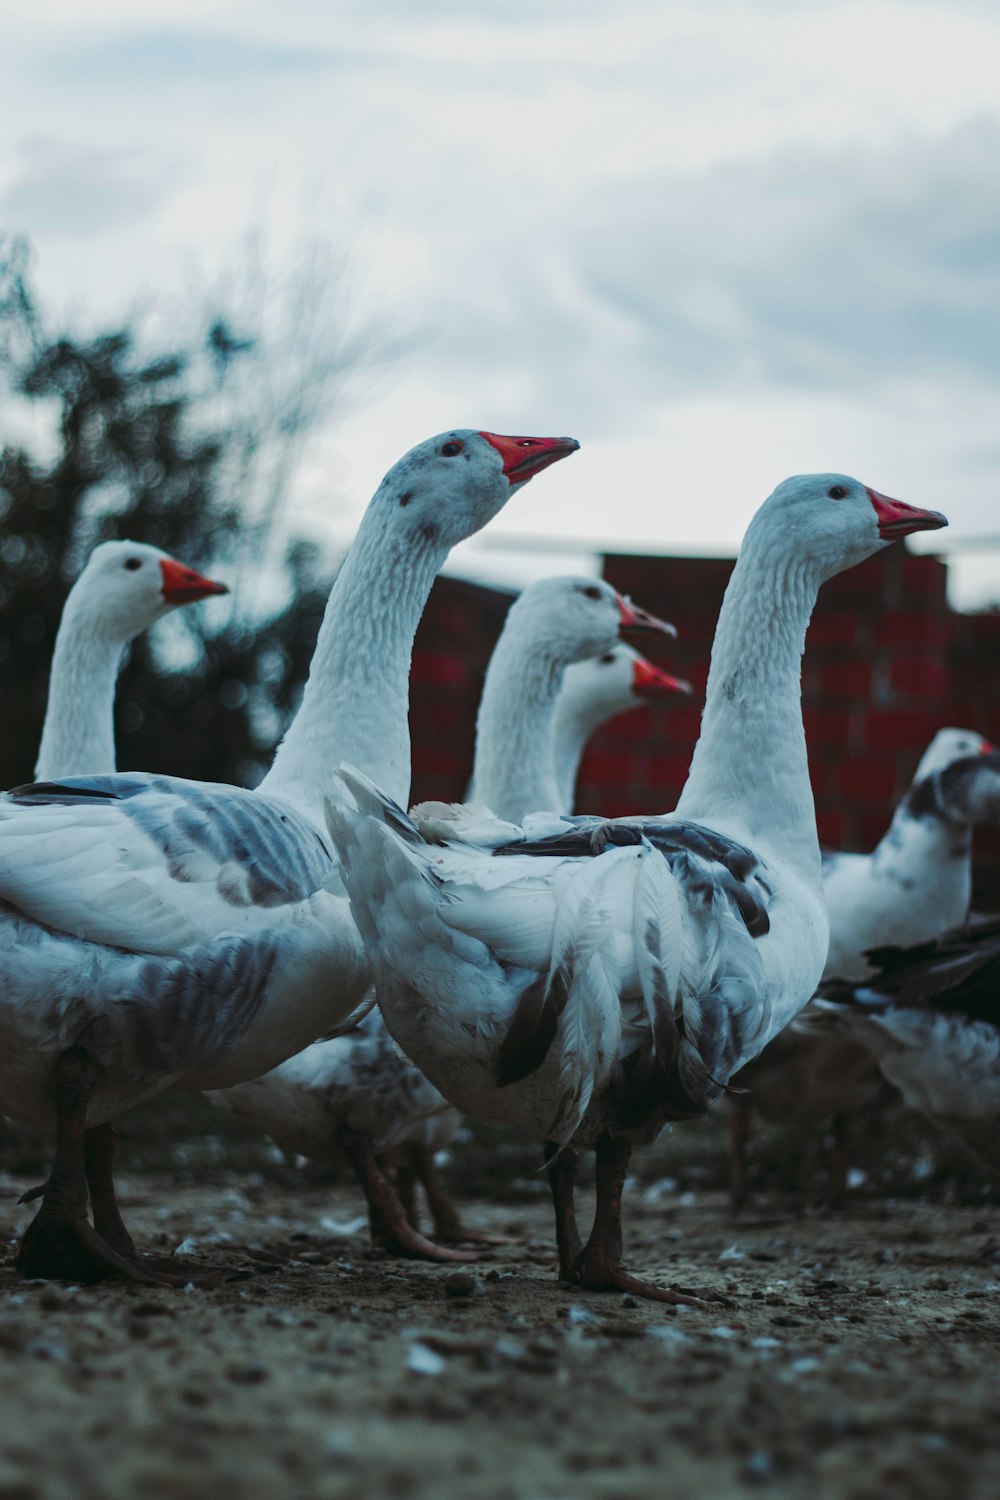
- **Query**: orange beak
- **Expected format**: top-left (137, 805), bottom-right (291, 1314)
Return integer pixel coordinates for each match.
top-left (617, 595), bottom-right (677, 642)
top-left (866, 488), bottom-right (948, 539)
top-left (159, 558), bottom-right (229, 605)
top-left (631, 654), bottom-right (693, 699)
top-left (479, 432), bottom-right (580, 485)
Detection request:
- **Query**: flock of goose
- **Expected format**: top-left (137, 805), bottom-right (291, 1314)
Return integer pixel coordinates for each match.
top-left (1, 427), bottom-right (997, 1306)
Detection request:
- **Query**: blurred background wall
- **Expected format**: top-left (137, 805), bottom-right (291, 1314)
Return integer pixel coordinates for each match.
top-left (408, 552), bottom-right (1000, 907)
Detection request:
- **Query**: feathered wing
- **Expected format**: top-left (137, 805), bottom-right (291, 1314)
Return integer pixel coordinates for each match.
top-left (537, 850), bottom-right (629, 1142)
top-left (330, 769), bottom-right (777, 1142)
top-left (817, 916), bottom-right (1000, 1029)
top-left (496, 816), bottom-right (774, 1113)
top-left (0, 775), bottom-right (337, 954)
top-left (329, 771), bottom-right (622, 1140)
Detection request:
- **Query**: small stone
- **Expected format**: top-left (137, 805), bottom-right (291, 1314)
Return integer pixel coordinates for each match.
top-left (227, 1362), bottom-right (269, 1385)
top-left (443, 1273), bottom-right (481, 1299)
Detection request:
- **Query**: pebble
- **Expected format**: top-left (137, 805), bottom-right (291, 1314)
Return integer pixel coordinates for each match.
top-left (226, 1362), bottom-right (269, 1384)
top-left (443, 1272), bottom-right (482, 1299)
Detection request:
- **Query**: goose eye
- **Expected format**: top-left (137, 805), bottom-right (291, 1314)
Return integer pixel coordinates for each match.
top-left (599, 653), bottom-right (616, 665)
top-left (124, 557), bottom-right (143, 571)
top-left (441, 440), bottom-right (463, 457)
top-left (582, 585), bottom-right (602, 601)
top-left (827, 484), bottom-right (849, 500)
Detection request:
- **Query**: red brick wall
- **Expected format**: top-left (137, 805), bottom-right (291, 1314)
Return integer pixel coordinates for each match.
top-left (409, 554), bottom-right (1000, 908)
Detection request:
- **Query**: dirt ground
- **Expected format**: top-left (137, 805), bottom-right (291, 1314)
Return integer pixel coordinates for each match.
top-left (1, 1118), bottom-right (1000, 1500)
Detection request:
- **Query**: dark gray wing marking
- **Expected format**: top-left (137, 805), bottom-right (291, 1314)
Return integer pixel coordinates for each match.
top-left (7, 774), bottom-right (333, 908)
top-left (820, 917), bottom-right (1000, 1027)
top-left (495, 818), bottom-right (772, 939)
top-left (98, 933), bottom-right (282, 1077)
top-left (495, 967), bottom-right (569, 1088)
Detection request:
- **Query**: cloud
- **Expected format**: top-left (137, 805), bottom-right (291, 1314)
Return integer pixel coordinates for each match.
top-left (564, 120), bottom-right (1000, 399)
top-left (35, 29), bottom-right (340, 91)
top-left (389, 117), bottom-right (1000, 436)
top-left (0, 141), bottom-right (180, 237)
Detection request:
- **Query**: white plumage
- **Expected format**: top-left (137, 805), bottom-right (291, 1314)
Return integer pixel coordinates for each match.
top-left (0, 427), bottom-right (578, 1283)
top-left (328, 473), bottom-right (947, 1304)
top-left (209, 573), bottom-right (681, 1257)
top-left (34, 540), bottom-right (228, 780)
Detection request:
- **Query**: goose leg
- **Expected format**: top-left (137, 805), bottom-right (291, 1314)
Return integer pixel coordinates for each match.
top-left (16, 1048), bottom-right (158, 1285)
top-left (337, 1126), bottom-right (473, 1263)
top-left (84, 1123), bottom-right (139, 1261)
top-left (544, 1140), bottom-right (582, 1281)
top-left (405, 1142), bottom-right (511, 1245)
top-left (728, 1097), bottom-right (754, 1215)
top-left (570, 1133), bottom-right (713, 1308)
top-left (393, 1157), bottom-right (421, 1229)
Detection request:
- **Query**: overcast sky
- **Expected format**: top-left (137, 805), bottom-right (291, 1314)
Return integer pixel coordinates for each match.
top-left (3, 0), bottom-right (999, 603)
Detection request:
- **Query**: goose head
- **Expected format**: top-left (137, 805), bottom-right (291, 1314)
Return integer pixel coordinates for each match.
top-left (71, 541), bottom-right (229, 639)
top-left (561, 644), bottom-right (692, 718)
top-left (372, 429), bottom-right (579, 550)
top-left (507, 575), bottom-right (677, 669)
top-left (748, 474), bottom-right (947, 581)
top-left (914, 727), bottom-right (994, 782)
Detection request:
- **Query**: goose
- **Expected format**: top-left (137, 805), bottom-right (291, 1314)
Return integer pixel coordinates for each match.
top-left (729, 729), bottom-right (1000, 1208)
top-left (327, 475), bottom-right (947, 1304)
top-left (553, 644), bottom-right (691, 812)
top-left (34, 540), bottom-right (229, 780)
top-left (814, 915), bottom-right (1000, 1171)
top-left (823, 728), bottom-right (999, 982)
top-left (464, 575), bottom-right (679, 823)
top-left (0, 428), bottom-right (578, 1283)
top-left (210, 576), bottom-right (684, 1260)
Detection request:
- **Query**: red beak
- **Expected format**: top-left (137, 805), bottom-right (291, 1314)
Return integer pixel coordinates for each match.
top-left (159, 558), bottom-right (229, 605)
top-left (866, 488), bottom-right (948, 540)
top-left (631, 655), bottom-right (692, 700)
top-left (617, 595), bottom-right (677, 642)
top-left (479, 432), bottom-right (580, 485)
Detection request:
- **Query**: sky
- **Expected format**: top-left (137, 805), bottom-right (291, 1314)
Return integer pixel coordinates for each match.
top-left (2, 0), bottom-right (999, 604)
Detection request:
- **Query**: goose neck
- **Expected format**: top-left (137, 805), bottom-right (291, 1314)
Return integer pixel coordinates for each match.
top-left (551, 695), bottom-right (614, 813)
top-left (472, 630), bottom-right (564, 821)
top-left (260, 508), bottom-right (446, 818)
top-left (676, 529), bottom-right (823, 882)
top-left (34, 611), bottom-right (125, 779)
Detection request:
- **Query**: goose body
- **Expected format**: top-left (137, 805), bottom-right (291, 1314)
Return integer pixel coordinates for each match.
top-left (728, 730), bottom-right (1000, 1206)
top-left (329, 476), bottom-right (947, 1301)
top-left (815, 917), bottom-right (1000, 1169)
top-left (34, 540), bottom-right (228, 780)
top-left (0, 428), bottom-right (578, 1281)
top-left (209, 575), bottom-right (680, 1254)
top-left (211, 1010), bottom-right (457, 1169)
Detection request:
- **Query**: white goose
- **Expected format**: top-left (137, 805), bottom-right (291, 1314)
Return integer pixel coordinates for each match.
top-left (728, 729), bottom-right (1000, 1208)
top-left (553, 644), bottom-right (691, 812)
top-left (0, 428), bottom-right (578, 1283)
top-left (465, 576), bottom-right (678, 822)
top-left (210, 576), bottom-right (684, 1260)
top-left (823, 728), bottom-right (999, 981)
top-left (34, 540), bottom-right (228, 780)
top-left (328, 475), bottom-right (947, 1304)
